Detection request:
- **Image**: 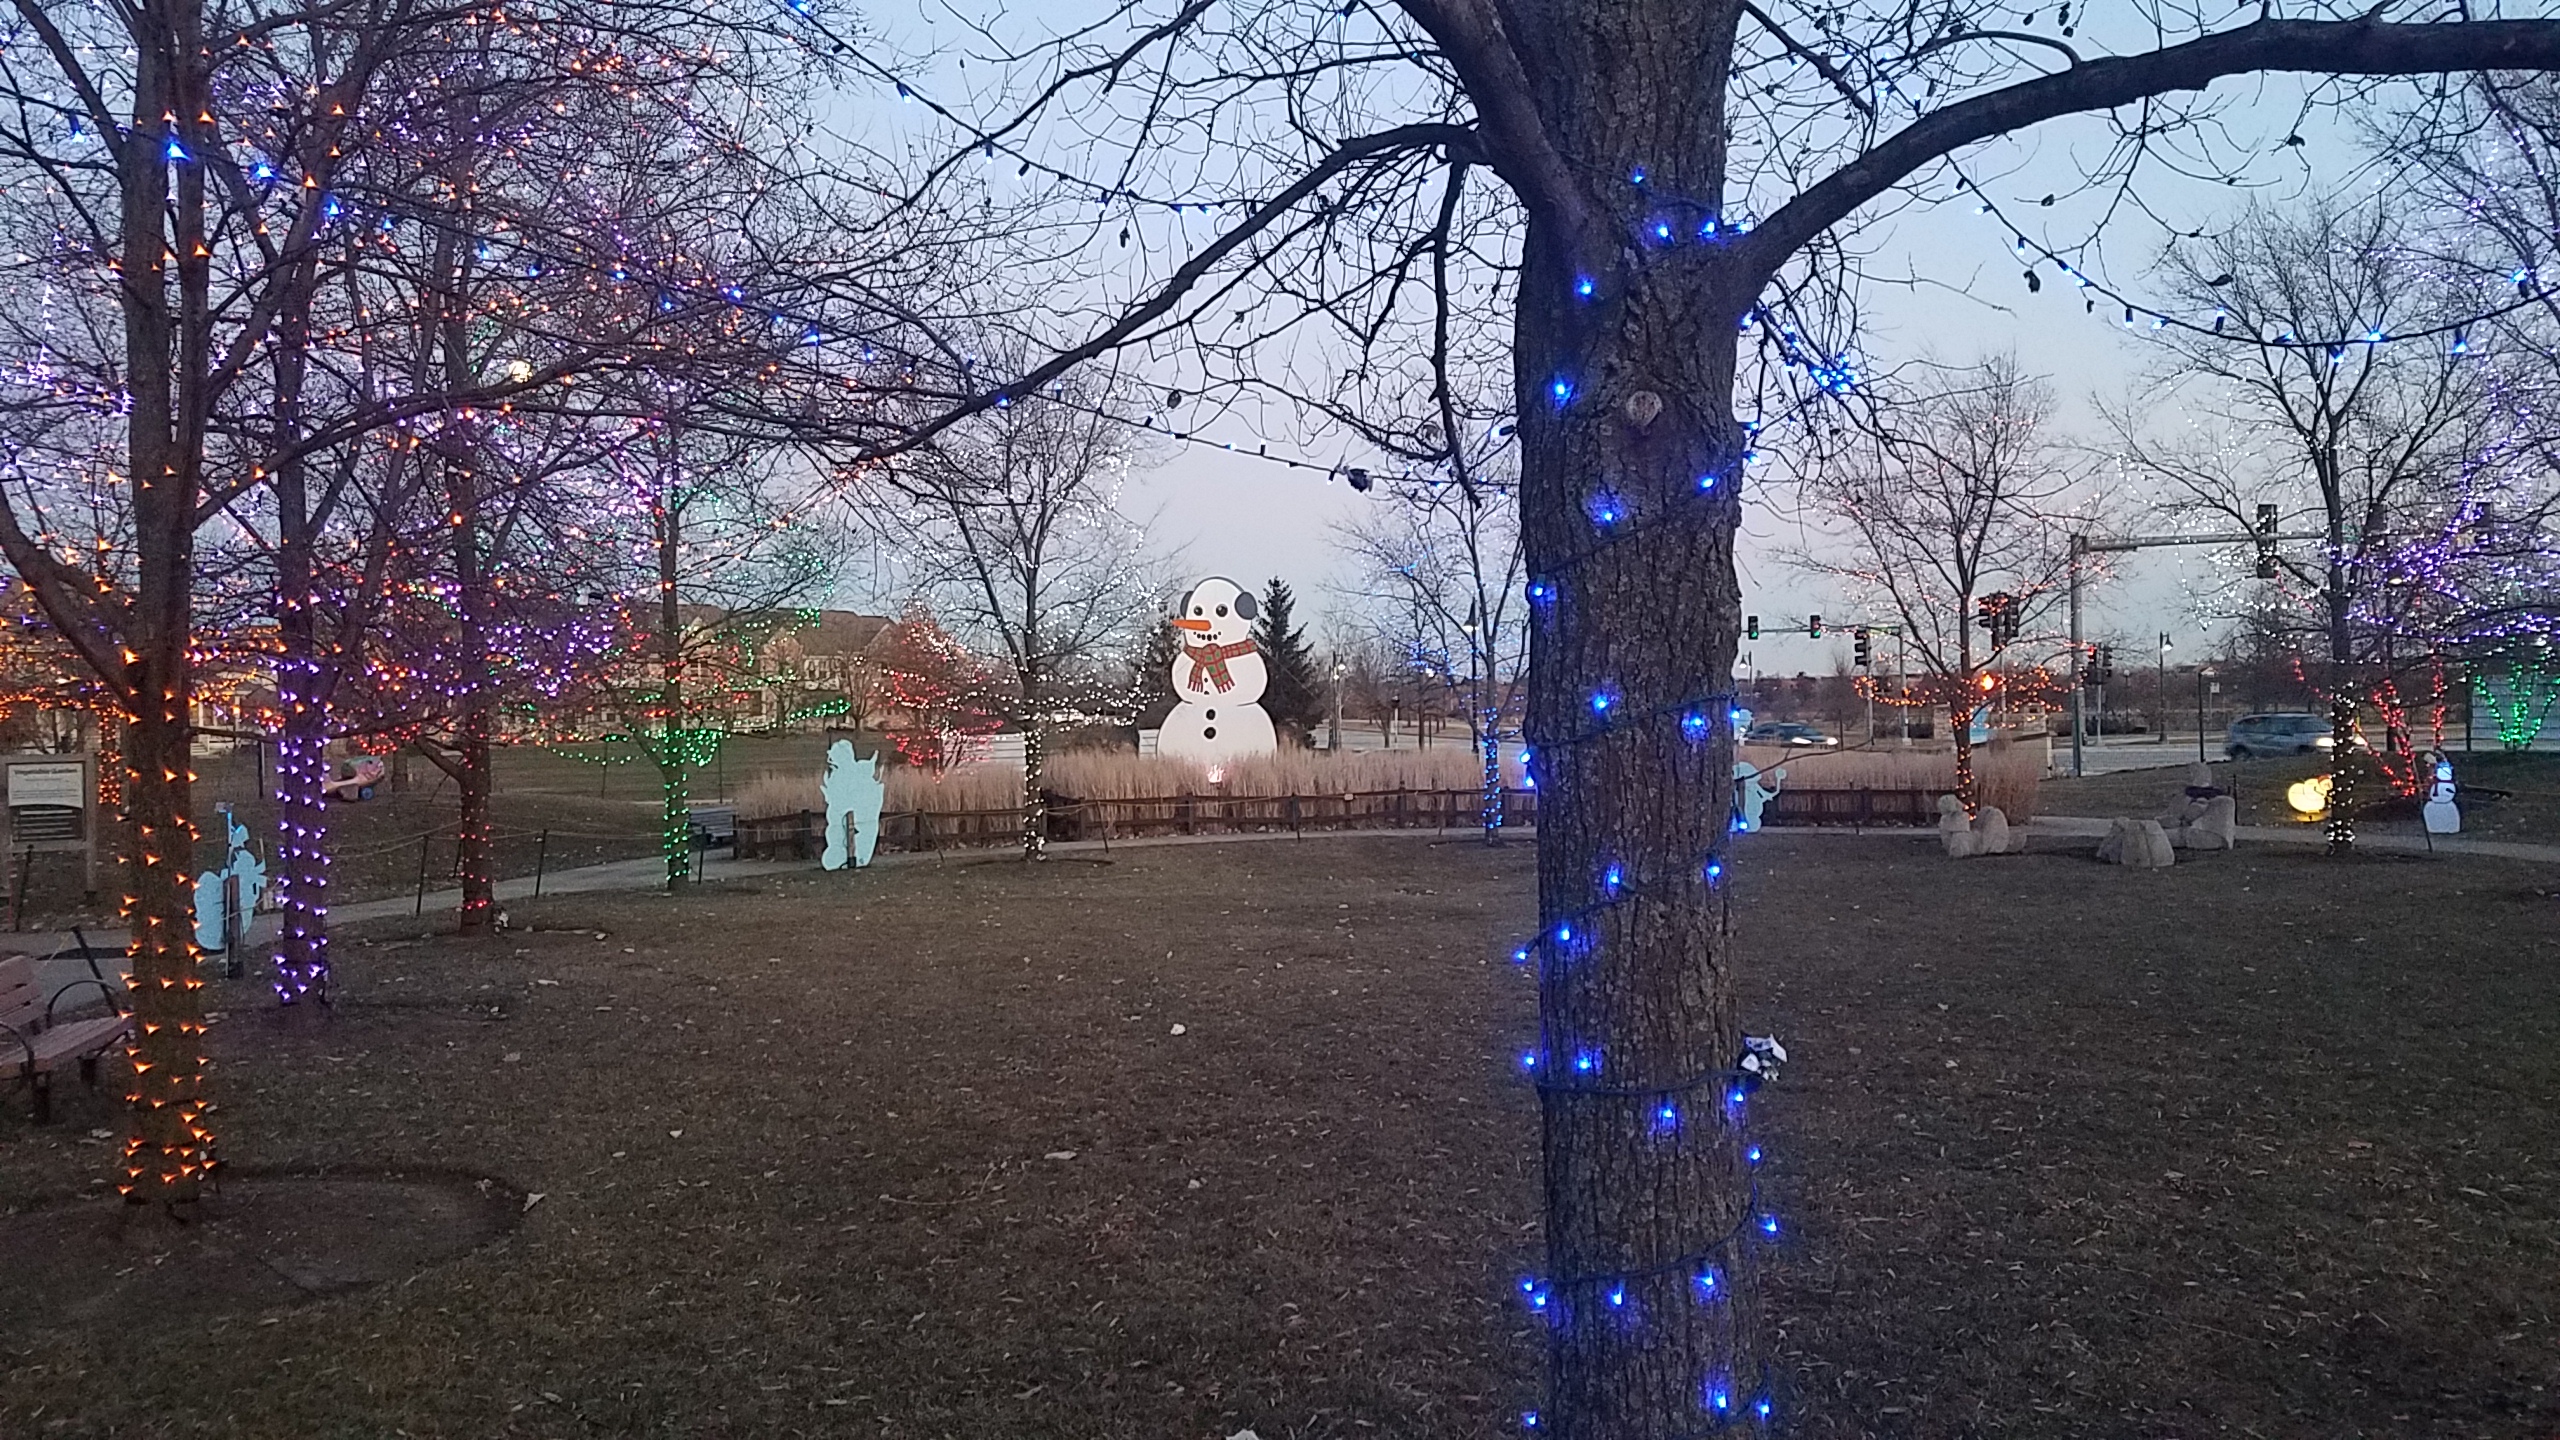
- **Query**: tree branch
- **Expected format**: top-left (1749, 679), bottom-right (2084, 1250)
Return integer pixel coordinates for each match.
top-left (1393, 0), bottom-right (1600, 247)
top-left (849, 122), bottom-right (1474, 466)
top-left (1741, 17), bottom-right (2560, 285)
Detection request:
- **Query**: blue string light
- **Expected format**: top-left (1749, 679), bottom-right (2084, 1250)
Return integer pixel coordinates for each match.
top-left (1492, 168), bottom-right (1801, 1437)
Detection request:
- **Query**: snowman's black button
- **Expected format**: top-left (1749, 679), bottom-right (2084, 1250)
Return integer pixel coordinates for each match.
top-left (1204, 726), bottom-right (1218, 739)
top-left (1205, 709), bottom-right (1217, 720)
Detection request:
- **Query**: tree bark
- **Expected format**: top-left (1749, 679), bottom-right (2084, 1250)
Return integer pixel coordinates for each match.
top-left (269, 257), bottom-right (331, 1000)
top-left (117, 0), bottom-right (215, 1204)
top-left (658, 501), bottom-right (690, 889)
top-left (1021, 720), bottom-right (1047, 860)
top-left (2324, 490), bottom-right (2357, 853)
top-left (1516, 231), bottom-right (1766, 1440)
top-left (446, 450), bottom-right (497, 933)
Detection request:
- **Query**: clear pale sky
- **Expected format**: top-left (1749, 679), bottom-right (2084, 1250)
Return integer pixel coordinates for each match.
top-left (854, 9), bottom-right (2371, 672)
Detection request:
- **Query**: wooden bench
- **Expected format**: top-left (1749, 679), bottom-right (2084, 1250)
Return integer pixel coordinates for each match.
top-left (0, 952), bottom-right (132, 1124)
top-left (685, 804), bottom-right (737, 853)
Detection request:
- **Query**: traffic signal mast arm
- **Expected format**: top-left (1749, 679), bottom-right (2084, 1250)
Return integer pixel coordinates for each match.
top-left (2075, 529), bottom-right (2326, 553)
top-left (2061, 522), bottom-right (2324, 778)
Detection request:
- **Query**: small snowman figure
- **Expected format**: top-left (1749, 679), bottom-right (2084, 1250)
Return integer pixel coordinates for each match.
top-left (2422, 749), bottom-right (2460, 835)
top-left (1158, 576), bottom-right (1278, 765)
top-left (1731, 759), bottom-right (1787, 833)
top-left (820, 738), bottom-right (886, 870)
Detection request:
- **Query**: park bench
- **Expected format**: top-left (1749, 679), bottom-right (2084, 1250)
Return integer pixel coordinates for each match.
top-left (685, 804), bottom-right (737, 854)
top-left (0, 951), bottom-right (131, 1124)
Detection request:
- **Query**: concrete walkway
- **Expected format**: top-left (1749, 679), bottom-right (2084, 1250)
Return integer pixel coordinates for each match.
top-left (2028, 813), bottom-right (2560, 864)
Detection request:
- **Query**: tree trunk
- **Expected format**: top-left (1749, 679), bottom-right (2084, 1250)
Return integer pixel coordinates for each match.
top-left (114, 0), bottom-right (216, 1206)
top-left (270, 690), bottom-right (331, 994)
top-left (456, 705), bottom-right (495, 928)
top-left (269, 264), bottom-right (330, 1000)
top-left (446, 451), bottom-right (497, 933)
top-left (2325, 545), bottom-right (2356, 853)
top-left (1021, 722), bottom-right (1047, 860)
top-left (658, 500), bottom-right (690, 889)
top-left (1516, 203), bottom-right (1767, 1431)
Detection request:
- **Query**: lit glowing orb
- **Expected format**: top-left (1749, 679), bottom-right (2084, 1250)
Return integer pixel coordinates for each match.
top-left (1205, 765), bottom-right (1226, 785)
top-left (2286, 775), bottom-right (2332, 818)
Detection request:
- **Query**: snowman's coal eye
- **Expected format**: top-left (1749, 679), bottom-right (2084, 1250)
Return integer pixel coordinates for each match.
top-left (1215, 604), bottom-right (1228, 616)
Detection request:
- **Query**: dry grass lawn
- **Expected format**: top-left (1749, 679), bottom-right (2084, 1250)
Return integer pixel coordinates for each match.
top-left (3, 831), bottom-right (2555, 1438)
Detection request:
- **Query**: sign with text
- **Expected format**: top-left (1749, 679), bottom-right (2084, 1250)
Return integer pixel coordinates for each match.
top-left (6, 760), bottom-right (86, 811)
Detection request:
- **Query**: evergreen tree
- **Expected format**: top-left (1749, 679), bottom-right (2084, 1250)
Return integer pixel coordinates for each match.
top-left (1252, 577), bottom-right (1324, 745)
top-left (1134, 611), bottom-right (1183, 728)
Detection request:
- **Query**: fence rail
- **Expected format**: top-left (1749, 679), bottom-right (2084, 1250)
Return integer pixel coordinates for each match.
top-left (882, 787), bottom-right (1537, 850)
top-left (731, 783), bottom-right (1945, 858)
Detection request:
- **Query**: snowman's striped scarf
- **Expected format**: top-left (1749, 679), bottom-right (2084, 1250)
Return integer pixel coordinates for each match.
top-left (1182, 638), bottom-right (1258, 694)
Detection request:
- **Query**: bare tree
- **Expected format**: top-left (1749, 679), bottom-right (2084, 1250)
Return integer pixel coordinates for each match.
top-left (1795, 356), bottom-right (2087, 809)
top-left (0, 0), bottom-right (474, 1200)
top-left (884, 383), bottom-right (1161, 859)
top-left (797, 1), bottom-right (2560, 1421)
top-left (1335, 473), bottom-right (1527, 839)
top-left (2122, 197), bottom-right (2560, 847)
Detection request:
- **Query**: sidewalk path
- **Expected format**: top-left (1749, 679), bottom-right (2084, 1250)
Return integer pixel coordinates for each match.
top-left (2028, 813), bottom-right (2560, 864)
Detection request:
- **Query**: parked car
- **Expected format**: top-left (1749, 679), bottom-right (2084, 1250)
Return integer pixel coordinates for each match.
top-left (323, 756), bottom-right (388, 801)
top-left (1745, 720), bottom-right (1841, 748)
top-left (2225, 713), bottom-right (2334, 759)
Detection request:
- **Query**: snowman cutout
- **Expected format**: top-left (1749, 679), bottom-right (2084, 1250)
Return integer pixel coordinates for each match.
top-left (1157, 576), bottom-right (1279, 766)
top-left (2422, 750), bottom-right (2460, 835)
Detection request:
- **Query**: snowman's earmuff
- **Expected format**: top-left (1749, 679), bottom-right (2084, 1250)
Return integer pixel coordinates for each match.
top-left (1233, 589), bottom-right (1257, 621)
top-left (1173, 588), bottom-right (1194, 616)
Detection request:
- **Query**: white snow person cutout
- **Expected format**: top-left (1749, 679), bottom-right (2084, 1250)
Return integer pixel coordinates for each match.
top-left (2422, 750), bottom-right (2461, 835)
top-left (1159, 576), bottom-right (1279, 765)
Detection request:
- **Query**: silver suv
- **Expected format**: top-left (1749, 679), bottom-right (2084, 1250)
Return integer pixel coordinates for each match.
top-left (2226, 712), bottom-right (2334, 759)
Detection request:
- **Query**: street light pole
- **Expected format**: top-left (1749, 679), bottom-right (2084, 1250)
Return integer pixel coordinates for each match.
top-left (2197, 666), bottom-right (2214, 763)
top-left (2158, 632), bottom-right (2171, 745)
top-left (1328, 656), bottom-right (1344, 753)
top-left (2068, 535), bottom-right (2086, 777)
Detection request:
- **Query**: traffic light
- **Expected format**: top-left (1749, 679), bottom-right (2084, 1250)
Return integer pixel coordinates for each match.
top-left (1808, 614), bottom-right (1822, 639)
top-left (1746, 614), bottom-right (1759, 641)
top-left (2093, 643), bottom-right (2115, 686)
top-left (1976, 591), bottom-right (2018, 647)
top-left (1852, 627), bottom-right (1871, 668)
top-left (2254, 502), bottom-right (2280, 579)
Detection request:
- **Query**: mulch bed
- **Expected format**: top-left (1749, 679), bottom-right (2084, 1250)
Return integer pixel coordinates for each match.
top-left (2, 832), bottom-right (2554, 1437)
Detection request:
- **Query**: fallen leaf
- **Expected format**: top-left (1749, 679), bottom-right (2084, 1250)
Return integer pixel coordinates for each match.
top-left (1044, 1150), bottom-right (1077, 1162)
top-left (523, 1192), bottom-right (546, 1212)
top-left (1169, 1023), bottom-right (1188, 1036)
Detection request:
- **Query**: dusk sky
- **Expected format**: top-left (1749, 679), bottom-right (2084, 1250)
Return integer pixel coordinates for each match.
top-left (857, 8), bottom-right (2379, 674)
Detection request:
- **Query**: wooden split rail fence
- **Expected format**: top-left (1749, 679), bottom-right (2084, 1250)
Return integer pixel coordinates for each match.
top-left (733, 785), bottom-right (1952, 858)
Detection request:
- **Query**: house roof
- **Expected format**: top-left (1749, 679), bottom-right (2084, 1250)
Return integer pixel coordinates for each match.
top-left (670, 605), bottom-right (894, 658)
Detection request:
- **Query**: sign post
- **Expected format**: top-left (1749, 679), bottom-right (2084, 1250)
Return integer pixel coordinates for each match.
top-left (2, 754), bottom-right (95, 905)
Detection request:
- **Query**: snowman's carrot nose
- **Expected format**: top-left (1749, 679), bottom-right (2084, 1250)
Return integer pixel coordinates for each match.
top-left (1172, 617), bottom-right (1212, 631)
